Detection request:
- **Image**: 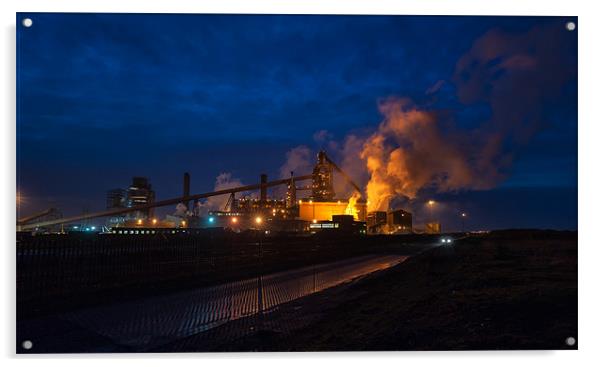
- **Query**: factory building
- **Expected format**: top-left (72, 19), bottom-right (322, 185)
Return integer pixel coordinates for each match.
top-left (197, 210), bottom-right (309, 233)
top-left (220, 149), bottom-right (369, 228)
top-left (387, 209), bottom-right (412, 234)
top-left (309, 214), bottom-right (367, 235)
top-left (367, 209), bottom-right (413, 234)
top-left (127, 177), bottom-right (155, 220)
top-left (367, 211), bottom-right (387, 234)
top-left (311, 151), bottom-right (336, 201)
top-left (106, 188), bottom-right (127, 226)
top-left (296, 150), bottom-right (367, 222)
top-left (102, 151), bottom-right (369, 235)
top-left (105, 177), bottom-right (157, 225)
top-left (106, 189), bottom-right (127, 209)
top-left (234, 197), bottom-right (289, 217)
top-left (298, 199), bottom-right (367, 222)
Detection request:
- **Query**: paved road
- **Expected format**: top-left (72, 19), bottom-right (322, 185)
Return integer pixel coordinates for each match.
top-left (18, 254), bottom-right (407, 352)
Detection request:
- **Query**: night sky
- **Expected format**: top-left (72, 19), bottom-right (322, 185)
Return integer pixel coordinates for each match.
top-left (16, 14), bottom-right (577, 230)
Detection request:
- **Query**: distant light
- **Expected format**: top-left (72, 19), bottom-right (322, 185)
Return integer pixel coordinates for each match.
top-left (152, 218), bottom-right (158, 224)
top-left (73, 226), bottom-right (79, 229)
top-left (255, 217), bottom-right (262, 224)
top-left (309, 200), bottom-right (313, 204)
top-left (137, 219), bottom-right (142, 225)
top-left (208, 217), bottom-right (214, 223)
top-left (91, 226), bottom-right (96, 230)
top-left (298, 200), bottom-right (302, 205)
top-left (461, 213), bottom-right (467, 217)
top-left (312, 219), bottom-right (317, 224)
top-left (231, 217), bottom-right (238, 223)
top-left (181, 220), bottom-right (187, 226)
top-left (441, 238), bottom-right (446, 243)
top-left (428, 200), bottom-right (435, 206)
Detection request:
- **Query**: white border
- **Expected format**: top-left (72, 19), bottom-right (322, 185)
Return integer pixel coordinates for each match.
top-left (2, 0), bottom-right (601, 366)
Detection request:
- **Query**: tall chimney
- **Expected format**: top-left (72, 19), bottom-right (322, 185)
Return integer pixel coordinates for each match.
top-left (260, 174), bottom-right (267, 203)
top-left (286, 171), bottom-right (296, 208)
top-left (183, 172), bottom-right (190, 210)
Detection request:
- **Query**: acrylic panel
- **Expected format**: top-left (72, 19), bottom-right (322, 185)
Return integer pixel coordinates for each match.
top-left (16, 13), bottom-right (578, 353)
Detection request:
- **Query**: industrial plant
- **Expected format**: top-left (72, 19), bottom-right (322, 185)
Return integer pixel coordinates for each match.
top-left (18, 151), bottom-right (423, 236)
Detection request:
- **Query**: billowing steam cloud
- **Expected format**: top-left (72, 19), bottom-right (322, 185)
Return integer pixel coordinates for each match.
top-left (360, 24), bottom-right (575, 211)
top-left (279, 145), bottom-right (314, 179)
top-left (209, 173), bottom-right (244, 209)
top-left (361, 99), bottom-right (483, 211)
top-left (195, 172), bottom-right (245, 215)
top-left (360, 25), bottom-right (575, 210)
top-left (280, 24), bottom-right (575, 214)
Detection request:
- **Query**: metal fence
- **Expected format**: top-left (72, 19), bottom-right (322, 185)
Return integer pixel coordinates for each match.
top-left (16, 232), bottom-right (377, 315)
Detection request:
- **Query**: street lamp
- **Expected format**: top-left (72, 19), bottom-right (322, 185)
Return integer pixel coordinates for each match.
top-left (461, 212), bottom-right (467, 232)
top-left (427, 200), bottom-right (435, 222)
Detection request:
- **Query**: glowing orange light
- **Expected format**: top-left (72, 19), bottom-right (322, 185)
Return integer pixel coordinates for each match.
top-left (232, 217), bottom-right (238, 223)
top-left (137, 219), bottom-right (142, 225)
top-left (255, 217), bottom-right (262, 224)
top-left (152, 218), bottom-right (157, 225)
top-left (181, 220), bottom-right (186, 227)
top-left (17, 190), bottom-right (25, 207)
top-left (428, 200), bottom-right (435, 206)
top-left (312, 219), bottom-right (317, 224)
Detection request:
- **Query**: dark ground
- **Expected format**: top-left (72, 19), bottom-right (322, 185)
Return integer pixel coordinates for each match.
top-left (17, 231), bottom-right (435, 319)
top-left (157, 230), bottom-right (577, 351)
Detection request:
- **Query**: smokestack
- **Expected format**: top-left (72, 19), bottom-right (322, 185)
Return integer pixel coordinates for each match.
top-left (183, 172), bottom-right (190, 210)
top-left (286, 171), bottom-right (297, 208)
top-left (260, 174), bottom-right (267, 203)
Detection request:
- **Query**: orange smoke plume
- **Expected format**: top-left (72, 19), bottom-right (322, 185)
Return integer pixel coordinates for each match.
top-left (361, 98), bottom-right (492, 212)
top-left (345, 192), bottom-right (361, 220)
